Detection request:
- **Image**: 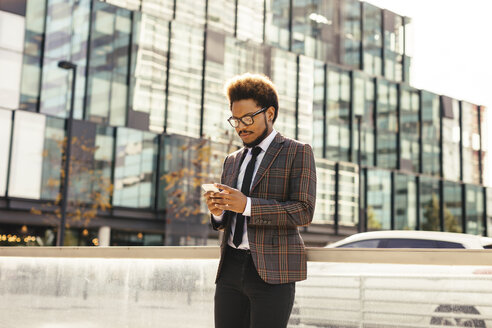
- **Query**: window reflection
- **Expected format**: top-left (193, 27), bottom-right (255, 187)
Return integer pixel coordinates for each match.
top-left (326, 66), bottom-right (351, 161)
top-left (9, 111), bottom-right (64, 200)
top-left (237, 0), bottom-right (264, 43)
top-left (269, 48), bottom-right (297, 139)
top-left (312, 61), bottom-right (325, 158)
top-left (341, 0), bottom-right (361, 68)
top-left (443, 181), bottom-right (463, 233)
top-left (465, 185), bottom-right (484, 235)
top-left (442, 97), bottom-right (460, 181)
top-left (376, 79), bottom-right (398, 169)
top-left (399, 86), bottom-right (420, 172)
top-left (297, 56), bottom-right (314, 144)
top-left (363, 2), bottom-right (382, 76)
top-left (129, 13), bottom-right (169, 133)
top-left (113, 127), bottom-right (158, 208)
top-left (461, 102), bottom-right (480, 184)
top-left (0, 109), bottom-right (12, 196)
top-left (419, 176), bottom-right (440, 231)
top-left (383, 11), bottom-right (404, 81)
top-left (207, 0), bottom-right (235, 35)
top-left (352, 72), bottom-right (375, 166)
top-left (166, 21), bottom-right (203, 137)
top-left (86, 1), bottom-right (131, 126)
top-left (265, 0), bottom-right (290, 50)
top-left (313, 159), bottom-right (336, 226)
top-left (39, 0), bottom-right (90, 119)
top-left (395, 173), bottom-right (416, 230)
top-left (421, 91), bottom-right (440, 177)
top-left (338, 162), bottom-right (359, 228)
top-left (366, 169), bottom-right (391, 230)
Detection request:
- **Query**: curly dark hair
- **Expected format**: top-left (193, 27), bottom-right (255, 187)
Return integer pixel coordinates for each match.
top-left (224, 73), bottom-right (279, 123)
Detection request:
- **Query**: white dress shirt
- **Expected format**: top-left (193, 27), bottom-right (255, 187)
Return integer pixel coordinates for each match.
top-left (213, 129), bottom-right (278, 249)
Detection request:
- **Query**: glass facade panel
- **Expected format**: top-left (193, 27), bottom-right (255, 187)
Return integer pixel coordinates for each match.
top-left (362, 3), bottom-right (382, 76)
top-left (297, 55), bottom-right (314, 144)
top-left (39, 0), bottom-right (90, 119)
top-left (383, 11), bottom-right (404, 81)
top-left (9, 111), bottom-right (64, 200)
top-left (19, 0), bottom-right (46, 111)
top-left (420, 176), bottom-right (440, 231)
top-left (0, 10), bottom-right (25, 52)
top-left (376, 79), bottom-right (398, 169)
top-left (461, 102), bottom-right (480, 184)
top-left (141, 0), bottom-right (174, 21)
top-left (0, 49), bottom-right (22, 110)
top-left (237, 0), bottom-right (264, 43)
top-left (102, 0), bottom-right (140, 11)
top-left (207, 0), bottom-right (235, 35)
top-left (174, 0), bottom-right (206, 27)
top-left (442, 98), bottom-right (460, 181)
top-left (291, 0), bottom-right (338, 62)
top-left (353, 72), bottom-right (375, 166)
top-left (479, 106), bottom-right (487, 185)
top-left (394, 173), bottom-right (417, 230)
top-left (269, 48), bottom-right (297, 139)
top-left (465, 185), bottom-right (484, 235)
top-left (0, 109), bottom-right (12, 196)
top-left (399, 86), bottom-right (419, 172)
top-left (265, 0), bottom-right (290, 50)
top-left (341, 0), bottom-right (361, 68)
top-left (421, 91), bottom-right (440, 176)
top-left (159, 135), bottom-right (212, 245)
top-left (86, 1), bottom-right (131, 126)
top-left (113, 127), bottom-right (158, 208)
top-left (313, 159), bottom-right (336, 225)
top-left (312, 60), bottom-right (325, 158)
top-left (166, 21), bottom-right (203, 137)
top-left (68, 123), bottom-right (114, 209)
top-left (129, 13), bottom-right (169, 133)
top-left (338, 162), bottom-right (359, 228)
top-left (366, 169), bottom-right (391, 230)
top-left (443, 180), bottom-right (463, 233)
top-left (325, 66), bottom-right (351, 161)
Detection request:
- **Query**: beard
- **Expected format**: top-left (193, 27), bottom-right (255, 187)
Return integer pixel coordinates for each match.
top-left (243, 125), bottom-right (269, 148)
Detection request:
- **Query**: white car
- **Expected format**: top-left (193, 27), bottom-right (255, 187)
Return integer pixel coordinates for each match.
top-left (325, 230), bottom-right (492, 249)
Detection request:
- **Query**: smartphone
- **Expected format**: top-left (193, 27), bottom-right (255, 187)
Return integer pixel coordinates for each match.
top-left (202, 183), bottom-right (221, 193)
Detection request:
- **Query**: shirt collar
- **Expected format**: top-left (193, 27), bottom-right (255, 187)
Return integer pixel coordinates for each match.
top-left (246, 129), bottom-right (277, 154)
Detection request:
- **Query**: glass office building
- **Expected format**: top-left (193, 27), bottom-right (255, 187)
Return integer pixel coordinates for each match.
top-left (0, 0), bottom-right (489, 246)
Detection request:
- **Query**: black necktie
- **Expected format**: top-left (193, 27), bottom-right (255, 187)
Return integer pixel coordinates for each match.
top-left (233, 146), bottom-right (262, 248)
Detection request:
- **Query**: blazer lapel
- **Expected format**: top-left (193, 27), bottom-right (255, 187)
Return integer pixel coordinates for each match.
top-left (250, 133), bottom-right (285, 192)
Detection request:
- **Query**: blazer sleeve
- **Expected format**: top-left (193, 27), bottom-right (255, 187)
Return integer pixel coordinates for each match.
top-left (210, 155), bottom-right (229, 231)
top-left (249, 143), bottom-right (316, 227)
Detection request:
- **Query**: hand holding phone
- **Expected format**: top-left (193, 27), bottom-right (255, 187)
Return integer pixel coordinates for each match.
top-left (202, 183), bottom-right (221, 193)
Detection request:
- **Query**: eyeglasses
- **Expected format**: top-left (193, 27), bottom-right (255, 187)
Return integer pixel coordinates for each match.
top-left (227, 107), bottom-right (268, 128)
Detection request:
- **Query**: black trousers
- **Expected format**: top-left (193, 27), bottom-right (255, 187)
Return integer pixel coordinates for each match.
top-left (214, 246), bottom-right (296, 328)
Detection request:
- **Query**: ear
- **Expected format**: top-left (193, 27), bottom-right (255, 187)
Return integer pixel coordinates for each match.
top-left (266, 106), bottom-right (275, 122)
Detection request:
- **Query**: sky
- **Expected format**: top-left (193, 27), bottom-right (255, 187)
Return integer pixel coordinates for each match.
top-left (365, 0), bottom-right (492, 186)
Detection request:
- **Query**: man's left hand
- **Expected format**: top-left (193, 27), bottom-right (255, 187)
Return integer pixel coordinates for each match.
top-left (212, 183), bottom-right (247, 214)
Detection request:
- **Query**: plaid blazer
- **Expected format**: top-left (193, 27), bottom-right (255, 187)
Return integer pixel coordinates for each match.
top-left (211, 133), bottom-right (317, 284)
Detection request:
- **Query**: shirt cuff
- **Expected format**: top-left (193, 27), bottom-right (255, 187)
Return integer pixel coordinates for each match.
top-left (212, 212), bottom-right (224, 222)
top-left (242, 197), bottom-right (251, 217)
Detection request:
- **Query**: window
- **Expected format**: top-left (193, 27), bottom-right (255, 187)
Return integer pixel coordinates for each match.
top-left (394, 173), bottom-right (417, 230)
top-left (237, 0), bottom-right (264, 43)
top-left (0, 49), bottom-right (22, 110)
top-left (461, 102), bottom-right (481, 184)
top-left (419, 176), bottom-right (441, 231)
top-left (338, 163), bottom-right (359, 228)
top-left (352, 72), bottom-right (375, 166)
top-left (341, 0), bottom-right (361, 68)
top-left (326, 66), bottom-right (351, 161)
top-left (383, 11), bottom-right (404, 81)
top-left (338, 239), bottom-right (380, 248)
top-left (443, 181), bottom-right (463, 233)
top-left (442, 97), bottom-right (460, 181)
top-left (363, 3), bottom-right (382, 76)
top-left (421, 91), bottom-right (440, 177)
top-left (366, 169), bottom-right (391, 230)
top-left (297, 55), bottom-right (314, 144)
top-left (312, 159), bottom-right (336, 226)
top-left (265, 0), bottom-right (290, 50)
top-left (399, 86), bottom-right (420, 172)
top-left (376, 79), bottom-right (398, 169)
top-left (384, 238), bottom-right (436, 248)
top-left (465, 185), bottom-right (484, 235)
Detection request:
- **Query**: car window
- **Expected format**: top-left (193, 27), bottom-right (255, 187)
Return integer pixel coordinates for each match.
top-left (436, 241), bottom-right (465, 249)
top-left (483, 244), bottom-right (492, 249)
top-left (383, 239), bottom-right (437, 248)
top-left (337, 239), bottom-right (381, 248)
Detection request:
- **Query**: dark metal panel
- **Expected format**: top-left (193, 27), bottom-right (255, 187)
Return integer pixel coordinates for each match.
top-left (127, 109), bottom-right (150, 131)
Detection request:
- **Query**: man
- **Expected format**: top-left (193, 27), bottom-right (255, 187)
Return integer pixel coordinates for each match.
top-left (203, 73), bottom-right (317, 328)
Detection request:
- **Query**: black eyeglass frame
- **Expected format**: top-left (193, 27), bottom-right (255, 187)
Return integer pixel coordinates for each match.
top-left (227, 107), bottom-right (268, 128)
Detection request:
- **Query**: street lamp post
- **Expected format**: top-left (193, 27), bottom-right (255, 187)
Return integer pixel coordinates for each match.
top-left (57, 60), bottom-right (77, 246)
top-left (355, 114), bottom-right (363, 233)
